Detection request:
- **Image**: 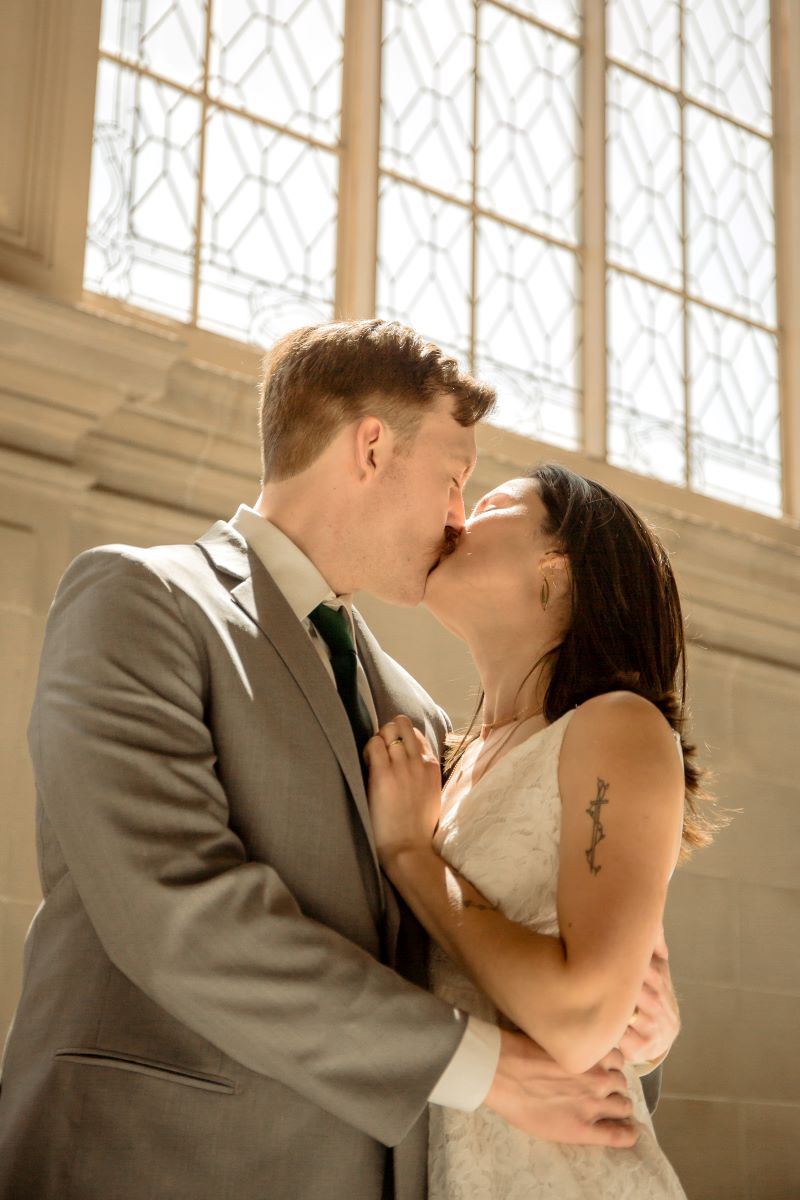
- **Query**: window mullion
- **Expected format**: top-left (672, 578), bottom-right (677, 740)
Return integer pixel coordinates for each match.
top-left (581, 0), bottom-right (607, 460)
top-left (679, 1), bottom-right (690, 491)
top-left (772, 0), bottom-right (800, 519)
top-left (469, 1), bottom-right (480, 375)
top-left (190, 0), bottom-right (214, 328)
top-left (335, 0), bottom-right (383, 320)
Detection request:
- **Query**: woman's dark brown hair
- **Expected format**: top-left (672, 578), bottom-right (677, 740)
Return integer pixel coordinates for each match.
top-left (449, 462), bottom-right (718, 857)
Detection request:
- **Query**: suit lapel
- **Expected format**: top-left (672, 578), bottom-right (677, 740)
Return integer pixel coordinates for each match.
top-left (196, 523), bottom-right (384, 892)
top-left (354, 613), bottom-right (441, 741)
top-left (353, 611), bottom-right (442, 966)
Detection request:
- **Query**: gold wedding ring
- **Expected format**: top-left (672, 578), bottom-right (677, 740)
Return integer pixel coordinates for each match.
top-left (387, 736), bottom-right (404, 748)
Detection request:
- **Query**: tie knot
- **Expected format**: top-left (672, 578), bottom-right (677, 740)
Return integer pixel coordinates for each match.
top-left (308, 603), bottom-right (355, 656)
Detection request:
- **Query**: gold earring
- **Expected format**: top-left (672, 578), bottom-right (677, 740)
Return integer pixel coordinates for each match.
top-left (540, 575), bottom-right (550, 611)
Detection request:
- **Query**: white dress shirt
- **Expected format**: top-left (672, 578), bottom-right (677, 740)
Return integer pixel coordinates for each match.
top-left (229, 504), bottom-right (500, 1111)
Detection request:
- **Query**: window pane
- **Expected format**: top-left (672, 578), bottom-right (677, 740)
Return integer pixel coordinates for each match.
top-left (100, 0), bottom-right (206, 90)
top-left (686, 107), bottom-right (776, 326)
top-left (478, 5), bottom-right (580, 243)
top-left (85, 59), bottom-right (201, 321)
top-left (376, 178), bottom-right (472, 359)
top-left (381, 0), bottom-right (474, 201)
top-left (209, 0), bottom-right (344, 146)
top-left (684, 0), bottom-right (772, 134)
top-left (475, 220), bottom-right (580, 448)
top-left (507, 0), bottom-right (581, 39)
top-left (606, 0), bottom-right (680, 88)
top-left (607, 270), bottom-right (685, 486)
top-left (689, 304), bottom-right (781, 514)
top-left (198, 109), bottom-right (338, 345)
top-left (607, 67), bottom-right (682, 288)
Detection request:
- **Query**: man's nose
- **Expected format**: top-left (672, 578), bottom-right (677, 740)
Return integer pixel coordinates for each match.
top-left (447, 490), bottom-right (467, 534)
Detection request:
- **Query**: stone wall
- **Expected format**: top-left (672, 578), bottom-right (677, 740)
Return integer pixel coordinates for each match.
top-left (2, 282), bottom-right (799, 1196)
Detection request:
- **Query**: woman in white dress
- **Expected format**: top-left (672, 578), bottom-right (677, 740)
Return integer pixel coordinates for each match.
top-left (365, 464), bottom-right (717, 1199)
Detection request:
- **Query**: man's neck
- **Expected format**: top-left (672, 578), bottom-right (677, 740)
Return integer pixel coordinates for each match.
top-left (254, 485), bottom-right (358, 597)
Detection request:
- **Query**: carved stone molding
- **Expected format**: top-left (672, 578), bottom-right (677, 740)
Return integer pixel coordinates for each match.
top-left (0, 284), bottom-right (798, 669)
top-left (0, 284), bottom-right (260, 516)
top-left (0, 0), bottom-right (103, 298)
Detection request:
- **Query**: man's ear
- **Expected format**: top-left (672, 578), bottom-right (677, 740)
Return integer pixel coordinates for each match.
top-left (353, 415), bottom-right (390, 481)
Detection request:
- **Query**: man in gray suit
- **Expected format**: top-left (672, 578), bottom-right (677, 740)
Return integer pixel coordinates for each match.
top-left (0, 321), bottom-right (676, 1199)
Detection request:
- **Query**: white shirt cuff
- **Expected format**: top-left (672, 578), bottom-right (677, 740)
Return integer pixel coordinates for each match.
top-left (428, 1015), bottom-right (501, 1110)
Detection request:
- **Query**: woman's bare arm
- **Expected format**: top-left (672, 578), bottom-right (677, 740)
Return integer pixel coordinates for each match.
top-left (366, 694), bottom-right (684, 1075)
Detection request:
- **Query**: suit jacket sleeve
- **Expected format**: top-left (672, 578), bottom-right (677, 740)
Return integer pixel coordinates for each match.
top-left (28, 548), bottom-right (466, 1146)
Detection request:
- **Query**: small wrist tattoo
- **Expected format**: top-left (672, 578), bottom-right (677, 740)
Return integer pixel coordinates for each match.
top-left (462, 896), bottom-right (500, 913)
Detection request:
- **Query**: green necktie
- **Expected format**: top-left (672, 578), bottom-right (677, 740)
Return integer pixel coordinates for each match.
top-left (308, 603), bottom-right (374, 759)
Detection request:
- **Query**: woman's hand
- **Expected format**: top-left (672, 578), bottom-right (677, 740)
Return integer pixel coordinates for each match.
top-left (619, 927), bottom-right (680, 1070)
top-left (364, 714), bottom-right (443, 869)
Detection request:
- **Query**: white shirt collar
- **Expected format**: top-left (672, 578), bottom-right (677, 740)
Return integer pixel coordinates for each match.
top-left (229, 504), bottom-right (354, 624)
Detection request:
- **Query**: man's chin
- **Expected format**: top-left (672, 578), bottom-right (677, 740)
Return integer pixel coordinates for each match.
top-left (367, 573), bottom-right (428, 608)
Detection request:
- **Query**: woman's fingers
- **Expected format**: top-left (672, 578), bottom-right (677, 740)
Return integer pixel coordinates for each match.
top-left (376, 714), bottom-right (431, 761)
top-left (364, 734), bottom-right (389, 770)
top-left (390, 714), bottom-right (417, 757)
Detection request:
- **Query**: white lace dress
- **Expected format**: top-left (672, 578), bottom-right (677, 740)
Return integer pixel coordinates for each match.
top-left (429, 711), bottom-right (687, 1199)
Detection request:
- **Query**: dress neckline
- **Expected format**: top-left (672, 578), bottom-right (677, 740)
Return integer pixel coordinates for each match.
top-left (445, 709), bottom-right (574, 805)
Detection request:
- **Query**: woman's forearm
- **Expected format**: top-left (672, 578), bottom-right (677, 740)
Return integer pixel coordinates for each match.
top-left (385, 846), bottom-right (639, 1073)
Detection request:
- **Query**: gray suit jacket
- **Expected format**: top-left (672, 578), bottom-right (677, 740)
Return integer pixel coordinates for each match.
top-left (0, 522), bottom-right (467, 1200)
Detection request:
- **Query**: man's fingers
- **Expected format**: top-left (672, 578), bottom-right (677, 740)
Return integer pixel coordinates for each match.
top-left (653, 926), bottom-right (669, 958)
top-left (594, 1091), bottom-right (634, 1120)
top-left (633, 1014), bottom-right (656, 1040)
top-left (582, 1120), bottom-right (640, 1149)
top-left (595, 1067), bottom-right (631, 1096)
top-left (619, 1028), bottom-right (648, 1058)
top-left (597, 1048), bottom-right (626, 1071)
top-left (635, 980), bottom-right (662, 1010)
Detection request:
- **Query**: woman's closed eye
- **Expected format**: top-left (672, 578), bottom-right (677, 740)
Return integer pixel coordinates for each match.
top-left (470, 491), bottom-right (511, 519)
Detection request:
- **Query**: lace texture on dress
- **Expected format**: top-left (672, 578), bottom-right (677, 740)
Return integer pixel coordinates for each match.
top-left (428, 712), bottom-right (686, 1200)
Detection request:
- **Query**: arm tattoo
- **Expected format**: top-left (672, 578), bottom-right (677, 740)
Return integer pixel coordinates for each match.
top-left (585, 777), bottom-right (610, 875)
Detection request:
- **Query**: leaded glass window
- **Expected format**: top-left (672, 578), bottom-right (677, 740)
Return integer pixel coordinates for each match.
top-left (378, 0), bottom-right (582, 449)
top-left (85, 0), bottom-right (343, 344)
top-left (607, 0), bottom-right (779, 515)
top-left (84, 0), bottom-right (787, 520)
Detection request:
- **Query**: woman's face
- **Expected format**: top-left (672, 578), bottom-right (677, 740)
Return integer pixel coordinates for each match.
top-left (424, 476), bottom-right (562, 632)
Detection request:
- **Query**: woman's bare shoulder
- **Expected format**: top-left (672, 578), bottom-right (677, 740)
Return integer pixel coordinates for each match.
top-left (562, 691), bottom-right (680, 771)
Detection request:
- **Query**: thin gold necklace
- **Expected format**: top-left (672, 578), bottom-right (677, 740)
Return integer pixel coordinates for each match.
top-left (449, 705), bottom-right (545, 792)
top-left (480, 702), bottom-right (544, 737)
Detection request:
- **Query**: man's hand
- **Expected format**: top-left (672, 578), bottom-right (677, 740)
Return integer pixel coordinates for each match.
top-left (484, 1031), bottom-right (639, 1147)
top-left (619, 928), bottom-right (680, 1069)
